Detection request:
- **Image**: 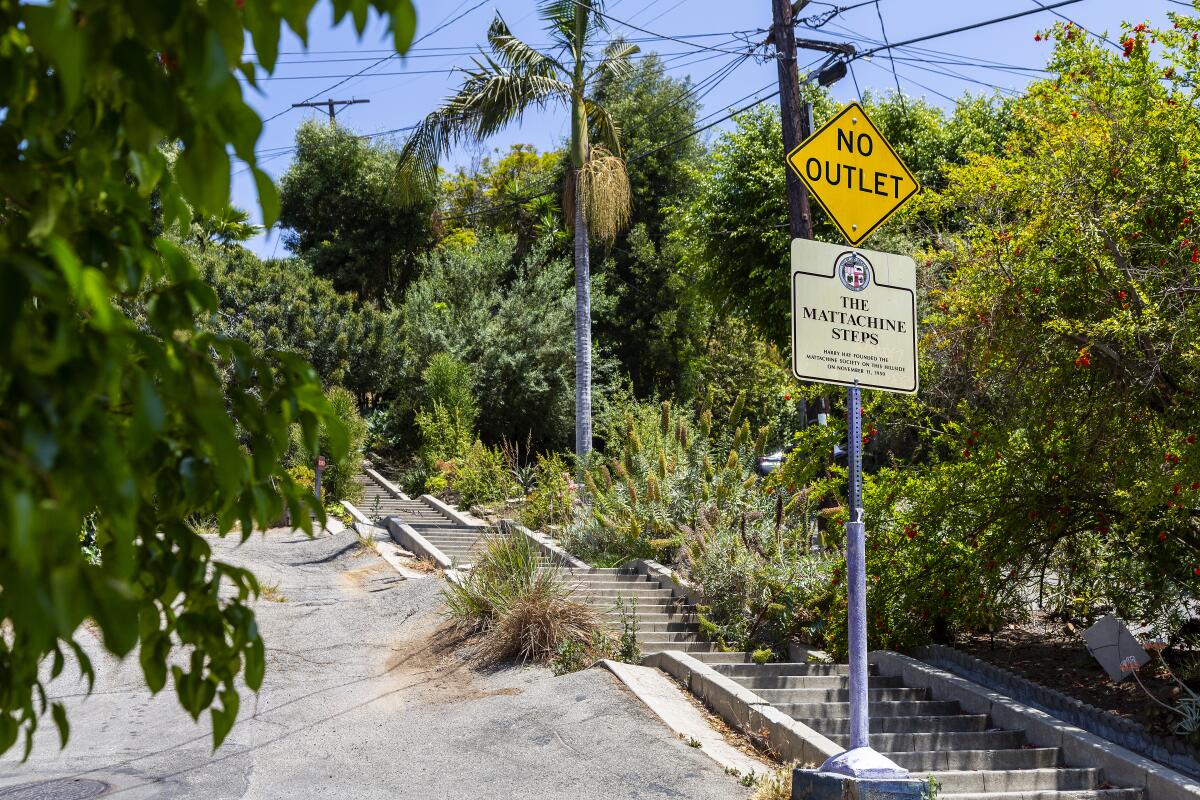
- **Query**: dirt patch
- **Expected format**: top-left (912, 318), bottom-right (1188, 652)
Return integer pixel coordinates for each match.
top-left (339, 559), bottom-right (394, 592)
top-left (959, 619), bottom-right (1197, 739)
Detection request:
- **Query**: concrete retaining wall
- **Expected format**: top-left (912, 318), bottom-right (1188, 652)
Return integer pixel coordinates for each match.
top-left (645, 650), bottom-right (841, 766)
top-left (915, 644), bottom-right (1200, 779)
top-left (498, 519), bottom-right (590, 568)
top-left (871, 651), bottom-right (1200, 800)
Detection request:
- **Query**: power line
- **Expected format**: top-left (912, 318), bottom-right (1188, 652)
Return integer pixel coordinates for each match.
top-left (1027, 0), bottom-right (1120, 49)
top-left (851, 0), bottom-right (1085, 60)
top-left (570, 0), bottom-right (759, 55)
top-left (873, 0), bottom-right (905, 111)
top-left (259, 0), bottom-right (488, 125)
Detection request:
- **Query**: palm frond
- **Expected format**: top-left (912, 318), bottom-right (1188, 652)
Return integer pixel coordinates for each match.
top-left (585, 100), bottom-right (622, 156)
top-left (487, 13), bottom-right (565, 77)
top-left (595, 39), bottom-right (639, 83)
top-left (540, 0), bottom-right (607, 56)
top-left (396, 61), bottom-right (572, 201)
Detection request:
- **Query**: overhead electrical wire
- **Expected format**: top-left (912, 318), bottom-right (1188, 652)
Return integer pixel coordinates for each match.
top-left (258, 0), bottom-right (489, 124)
top-left (850, 0), bottom-right (1085, 61)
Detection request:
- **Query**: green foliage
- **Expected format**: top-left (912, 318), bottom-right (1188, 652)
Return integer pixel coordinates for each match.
top-left (521, 453), bottom-right (579, 530)
top-left (279, 121), bottom-right (436, 303)
top-left (401, 235), bottom-right (579, 451)
top-left (441, 143), bottom-right (567, 256)
top-left (564, 396), bottom-right (767, 566)
top-left (684, 316), bottom-right (799, 445)
top-left (0, 0), bottom-right (414, 755)
top-left (320, 387), bottom-right (368, 504)
top-left (198, 247), bottom-right (402, 405)
top-left (414, 353), bottom-right (477, 474)
top-left (452, 440), bottom-right (517, 507)
top-left (445, 534), bottom-right (603, 664)
top-left (591, 54), bottom-right (711, 397)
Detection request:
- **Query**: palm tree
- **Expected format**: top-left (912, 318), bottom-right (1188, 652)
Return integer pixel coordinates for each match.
top-left (397, 0), bottom-right (638, 460)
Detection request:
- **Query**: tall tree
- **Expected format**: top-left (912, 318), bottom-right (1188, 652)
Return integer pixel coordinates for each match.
top-left (279, 121), bottom-right (436, 304)
top-left (0, 0), bottom-right (416, 755)
top-left (398, 1), bottom-right (638, 459)
top-left (592, 53), bottom-right (707, 397)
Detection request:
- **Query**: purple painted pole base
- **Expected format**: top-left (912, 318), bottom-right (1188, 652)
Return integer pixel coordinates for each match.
top-left (793, 768), bottom-right (925, 800)
top-left (818, 746), bottom-right (910, 779)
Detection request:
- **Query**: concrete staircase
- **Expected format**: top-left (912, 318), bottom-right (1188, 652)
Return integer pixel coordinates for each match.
top-left (562, 568), bottom-right (752, 664)
top-left (355, 473), bottom-right (558, 569)
top-left (711, 661), bottom-right (1141, 800)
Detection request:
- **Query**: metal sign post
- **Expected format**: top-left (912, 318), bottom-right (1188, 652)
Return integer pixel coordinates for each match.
top-left (785, 101), bottom-right (922, 781)
top-left (315, 455), bottom-right (326, 505)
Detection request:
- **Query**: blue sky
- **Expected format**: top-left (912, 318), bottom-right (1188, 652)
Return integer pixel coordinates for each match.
top-left (234, 0), bottom-right (1189, 257)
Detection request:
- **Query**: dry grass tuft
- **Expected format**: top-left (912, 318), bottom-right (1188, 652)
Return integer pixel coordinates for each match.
top-left (444, 533), bottom-right (602, 665)
top-left (260, 580), bottom-right (287, 603)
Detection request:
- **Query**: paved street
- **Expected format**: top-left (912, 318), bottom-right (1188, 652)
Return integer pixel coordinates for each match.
top-left (0, 530), bottom-right (746, 799)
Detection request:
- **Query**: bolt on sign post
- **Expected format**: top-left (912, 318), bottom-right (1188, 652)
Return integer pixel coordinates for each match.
top-left (786, 102), bottom-right (921, 780)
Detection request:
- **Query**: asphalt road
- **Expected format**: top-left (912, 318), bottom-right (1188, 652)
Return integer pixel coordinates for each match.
top-left (0, 529), bottom-right (749, 799)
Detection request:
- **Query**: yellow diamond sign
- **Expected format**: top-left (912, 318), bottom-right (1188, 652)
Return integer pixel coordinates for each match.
top-left (786, 102), bottom-right (920, 246)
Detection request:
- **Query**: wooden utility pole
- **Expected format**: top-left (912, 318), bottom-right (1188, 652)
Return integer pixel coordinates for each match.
top-left (771, 0), bottom-right (814, 241)
top-left (291, 98), bottom-right (370, 124)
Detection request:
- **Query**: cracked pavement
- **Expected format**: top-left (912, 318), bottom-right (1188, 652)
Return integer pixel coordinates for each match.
top-left (0, 529), bottom-right (748, 799)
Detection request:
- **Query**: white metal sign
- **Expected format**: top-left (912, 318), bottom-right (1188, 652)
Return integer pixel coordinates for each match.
top-left (790, 238), bottom-right (918, 394)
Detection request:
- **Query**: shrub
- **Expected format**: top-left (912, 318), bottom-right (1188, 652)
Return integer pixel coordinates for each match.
top-left (520, 452), bottom-right (578, 530)
top-left (453, 440), bottom-right (517, 507)
top-left (444, 535), bottom-right (604, 664)
top-left (286, 386), bottom-right (367, 504)
top-left (562, 394), bottom-right (771, 565)
top-left (414, 353), bottom-right (476, 472)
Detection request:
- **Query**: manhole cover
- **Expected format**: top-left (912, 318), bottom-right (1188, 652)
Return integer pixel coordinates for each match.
top-left (0, 779), bottom-right (109, 799)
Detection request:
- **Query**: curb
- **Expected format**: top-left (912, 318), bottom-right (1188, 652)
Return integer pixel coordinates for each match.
top-left (365, 468), bottom-right (408, 500)
top-left (420, 494), bottom-right (487, 527)
top-left (871, 650), bottom-right (1200, 800)
top-left (598, 659), bottom-right (769, 777)
top-left (383, 516), bottom-right (456, 571)
top-left (643, 650), bottom-right (842, 766)
top-left (499, 519), bottom-right (590, 568)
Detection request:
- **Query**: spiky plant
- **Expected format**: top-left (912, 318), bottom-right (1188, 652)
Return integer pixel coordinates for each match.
top-left (396, 2), bottom-right (638, 459)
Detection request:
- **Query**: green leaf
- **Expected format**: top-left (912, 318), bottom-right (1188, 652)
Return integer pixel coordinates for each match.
top-left (51, 703), bottom-right (69, 749)
top-left (140, 633), bottom-right (168, 694)
top-left (244, 635), bottom-right (265, 691)
top-left (23, 3), bottom-right (84, 108)
top-left (210, 689), bottom-right (240, 749)
top-left (253, 167), bottom-right (280, 228)
top-left (176, 134), bottom-right (231, 216)
top-left (391, 1), bottom-right (417, 53)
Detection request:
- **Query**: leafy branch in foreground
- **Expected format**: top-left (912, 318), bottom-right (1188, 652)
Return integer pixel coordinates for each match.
top-left (0, 0), bottom-right (415, 755)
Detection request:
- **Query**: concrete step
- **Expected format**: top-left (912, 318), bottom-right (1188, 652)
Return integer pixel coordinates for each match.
top-left (570, 588), bottom-right (676, 599)
top-left (568, 568), bottom-right (644, 576)
top-left (940, 791), bottom-right (1142, 800)
top-left (798, 714), bottom-right (991, 735)
top-left (714, 663), bottom-right (865, 678)
top-left (777, 700), bottom-right (961, 719)
top-left (754, 687), bottom-right (928, 704)
top-left (689, 651), bottom-right (754, 665)
top-left (736, 674), bottom-right (904, 690)
top-left (918, 769), bottom-right (1102, 794)
top-left (622, 621), bottom-right (699, 634)
top-left (581, 597), bottom-right (681, 609)
top-left (631, 630), bottom-right (703, 643)
top-left (565, 579), bottom-right (663, 590)
top-left (890, 748), bottom-right (1062, 771)
top-left (638, 641), bottom-right (716, 653)
top-left (831, 730), bottom-right (1026, 751)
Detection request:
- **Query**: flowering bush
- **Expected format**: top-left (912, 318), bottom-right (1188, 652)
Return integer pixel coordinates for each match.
top-left (520, 452), bottom-right (578, 530)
